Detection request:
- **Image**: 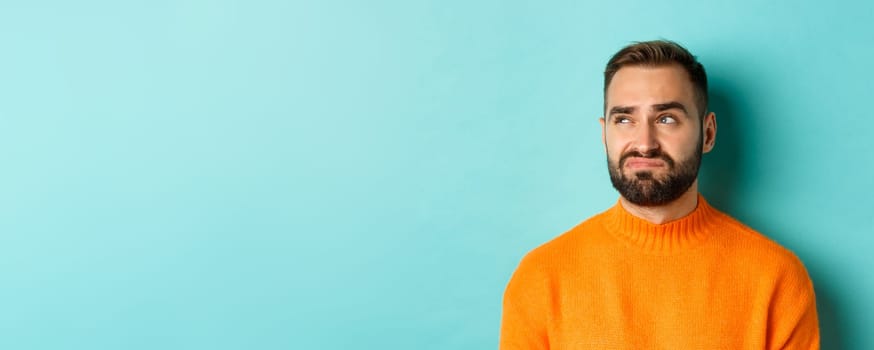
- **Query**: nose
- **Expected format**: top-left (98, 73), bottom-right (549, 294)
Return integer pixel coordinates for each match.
top-left (634, 124), bottom-right (660, 154)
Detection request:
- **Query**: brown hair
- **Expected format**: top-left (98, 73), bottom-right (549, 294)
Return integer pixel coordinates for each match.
top-left (604, 40), bottom-right (708, 119)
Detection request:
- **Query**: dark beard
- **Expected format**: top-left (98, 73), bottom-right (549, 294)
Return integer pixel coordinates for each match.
top-left (607, 140), bottom-right (702, 207)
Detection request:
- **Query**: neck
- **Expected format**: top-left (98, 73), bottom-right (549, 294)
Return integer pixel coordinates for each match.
top-left (619, 180), bottom-right (700, 224)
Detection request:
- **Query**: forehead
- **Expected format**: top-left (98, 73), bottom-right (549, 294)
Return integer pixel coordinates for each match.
top-left (606, 65), bottom-right (696, 111)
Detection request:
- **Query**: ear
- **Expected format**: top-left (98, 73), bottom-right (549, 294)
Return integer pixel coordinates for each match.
top-left (599, 117), bottom-right (607, 153)
top-left (702, 112), bottom-right (717, 153)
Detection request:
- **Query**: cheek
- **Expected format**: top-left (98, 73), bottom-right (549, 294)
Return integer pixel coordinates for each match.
top-left (604, 130), bottom-right (626, 150)
top-left (604, 144), bottom-right (624, 167)
top-left (662, 138), bottom-right (700, 161)
top-left (605, 138), bottom-right (633, 161)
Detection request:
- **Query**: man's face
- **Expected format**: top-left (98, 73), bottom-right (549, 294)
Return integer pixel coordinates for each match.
top-left (600, 64), bottom-right (715, 206)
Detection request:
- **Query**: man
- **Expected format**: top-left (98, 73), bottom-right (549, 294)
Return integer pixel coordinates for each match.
top-left (499, 40), bottom-right (820, 349)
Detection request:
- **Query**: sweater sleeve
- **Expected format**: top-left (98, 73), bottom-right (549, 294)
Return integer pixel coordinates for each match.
top-left (499, 254), bottom-right (551, 350)
top-left (767, 255), bottom-right (820, 350)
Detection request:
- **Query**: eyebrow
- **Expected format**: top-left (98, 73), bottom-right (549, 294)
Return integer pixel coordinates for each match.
top-left (652, 101), bottom-right (688, 114)
top-left (608, 106), bottom-right (636, 116)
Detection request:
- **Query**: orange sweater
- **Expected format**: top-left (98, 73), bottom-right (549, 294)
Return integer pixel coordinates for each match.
top-left (500, 195), bottom-right (819, 349)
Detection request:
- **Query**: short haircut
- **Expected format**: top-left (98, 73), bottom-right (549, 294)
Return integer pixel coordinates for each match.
top-left (604, 40), bottom-right (708, 119)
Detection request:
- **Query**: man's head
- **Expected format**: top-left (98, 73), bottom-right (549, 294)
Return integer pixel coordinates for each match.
top-left (600, 40), bottom-right (717, 206)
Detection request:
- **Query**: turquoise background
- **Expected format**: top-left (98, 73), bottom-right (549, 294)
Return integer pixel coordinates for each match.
top-left (1, 0), bottom-right (872, 349)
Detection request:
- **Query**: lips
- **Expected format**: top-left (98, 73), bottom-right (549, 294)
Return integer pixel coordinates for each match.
top-left (624, 157), bottom-right (666, 169)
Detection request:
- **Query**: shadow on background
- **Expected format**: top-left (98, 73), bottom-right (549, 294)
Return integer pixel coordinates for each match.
top-left (698, 87), bottom-right (743, 212)
top-left (700, 82), bottom-right (845, 349)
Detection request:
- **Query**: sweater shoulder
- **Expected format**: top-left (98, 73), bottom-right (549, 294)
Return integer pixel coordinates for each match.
top-left (708, 207), bottom-right (807, 269)
top-left (517, 209), bottom-right (611, 267)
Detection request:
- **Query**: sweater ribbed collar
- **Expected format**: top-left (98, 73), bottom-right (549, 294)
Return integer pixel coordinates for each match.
top-left (602, 193), bottom-right (717, 254)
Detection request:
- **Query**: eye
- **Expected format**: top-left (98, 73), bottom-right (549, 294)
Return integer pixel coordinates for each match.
top-left (658, 115), bottom-right (677, 124)
top-left (613, 116), bottom-right (632, 124)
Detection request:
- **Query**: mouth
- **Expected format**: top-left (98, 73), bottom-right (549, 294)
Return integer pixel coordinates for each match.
top-left (623, 157), bottom-right (666, 170)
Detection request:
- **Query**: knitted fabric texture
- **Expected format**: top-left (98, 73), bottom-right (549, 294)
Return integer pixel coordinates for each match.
top-left (500, 195), bottom-right (819, 349)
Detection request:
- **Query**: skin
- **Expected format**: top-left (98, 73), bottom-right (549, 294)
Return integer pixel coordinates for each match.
top-left (600, 64), bottom-right (717, 224)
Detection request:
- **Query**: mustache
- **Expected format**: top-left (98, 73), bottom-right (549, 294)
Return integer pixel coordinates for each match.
top-left (619, 150), bottom-right (675, 168)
